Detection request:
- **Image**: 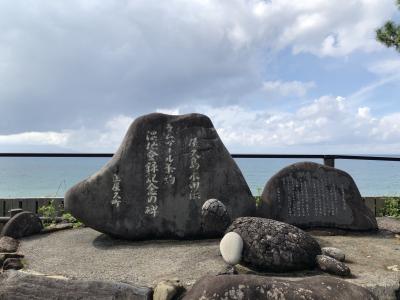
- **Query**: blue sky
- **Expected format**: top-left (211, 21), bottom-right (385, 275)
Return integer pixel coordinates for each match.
top-left (0, 0), bottom-right (400, 154)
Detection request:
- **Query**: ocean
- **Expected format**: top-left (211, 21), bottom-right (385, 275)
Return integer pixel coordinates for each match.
top-left (0, 157), bottom-right (399, 198)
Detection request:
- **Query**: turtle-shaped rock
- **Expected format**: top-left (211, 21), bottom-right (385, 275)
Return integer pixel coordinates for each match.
top-left (226, 217), bottom-right (321, 272)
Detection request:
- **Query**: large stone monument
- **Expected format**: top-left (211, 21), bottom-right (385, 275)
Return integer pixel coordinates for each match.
top-left (65, 113), bottom-right (255, 239)
top-left (258, 162), bottom-right (377, 231)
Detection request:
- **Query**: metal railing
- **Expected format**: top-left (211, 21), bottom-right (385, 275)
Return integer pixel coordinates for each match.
top-left (1, 152), bottom-right (400, 167)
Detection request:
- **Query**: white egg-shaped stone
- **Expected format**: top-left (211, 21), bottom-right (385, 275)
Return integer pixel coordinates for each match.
top-left (219, 231), bottom-right (243, 265)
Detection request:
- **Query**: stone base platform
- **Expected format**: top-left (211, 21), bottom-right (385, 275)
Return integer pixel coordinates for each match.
top-left (19, 227), bottom-right (400, 299)
top-left (20, 228), bottom-right (226, 288)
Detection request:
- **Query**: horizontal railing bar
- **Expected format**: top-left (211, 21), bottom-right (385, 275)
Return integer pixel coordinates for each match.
top-left (232, 154), bottom-right (400, 161)
top-left (0, 153), bottom-right (400, 161)
top-left (0, 153), bottom-right (114, 157)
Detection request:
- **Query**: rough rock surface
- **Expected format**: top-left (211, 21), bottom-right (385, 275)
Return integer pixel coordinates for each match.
top-left (201, 199), bottom-right (231, 235)
top-left (0, 253), bottom-right (24, 260)
top-left (19, 227), bottom-right (227, 288)
top-left (1, 211), bottom-right (43, 239)
top-left (182, 274), bottom-right (378, 300)
top-left (316, 255), bottom-right (351, 277)
top-left (0, 236), bottom-right (19, 253)
top-left (219, 232), bottom-right (243, 265)
top-left (3, 258), bottom-right (23, 270)
top-left (41, 223), bottom-right (74, 234)
top-left (259, 162), bottom-right (378, 231)
top-left (322, 247), bottom-right (345, 262)
top-left (0, 271), bottom-right (153, 300)
top-left (226, 217), bottom-right (321, 272)
top-left (377, 216), bottom-right (400, 234)
top-left (65, 113), bottom-right (255, 239)
top-left (153, 279), bottom-right (184, 300)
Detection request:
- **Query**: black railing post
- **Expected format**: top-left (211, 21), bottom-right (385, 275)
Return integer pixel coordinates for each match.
top-left (323, 156), bottom-right (335, 168)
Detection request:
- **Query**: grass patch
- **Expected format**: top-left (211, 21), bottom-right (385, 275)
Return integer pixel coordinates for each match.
top-left (38, 200), bottom-right (83, 228)
top-left (378, 197), bottom-right (400, 218)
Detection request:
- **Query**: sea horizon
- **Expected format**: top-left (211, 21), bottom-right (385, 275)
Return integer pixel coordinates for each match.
top-left (0, 156), bottom-right (399, 198)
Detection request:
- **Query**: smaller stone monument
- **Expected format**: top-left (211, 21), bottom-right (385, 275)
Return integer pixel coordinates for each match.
top-left (258, 162), bottom-right (378, 231)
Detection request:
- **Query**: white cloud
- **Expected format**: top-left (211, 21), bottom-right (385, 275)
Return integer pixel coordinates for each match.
top-left (256, 0), bottom-right (396, 56)
top-left (0, 0), bottom-right (397, 134)
top-left (0, 132), bottom-right (69, 146)
top-left (3, 96), bottom-right (400, 154)
top-left (0, 0), bottom-right (399, 154)
top-left (372, 113), bottom-right (400, 141)
top-left (262, 80), bottom-right (315, 97)
top-left (349, 73), bottom-right (400, 104)
top-left (155, 96), bottom-right (400, 153)
top-left (357, 107), bottom-right (372, 119)
top-left (368, 59), bottom-right (400, 75)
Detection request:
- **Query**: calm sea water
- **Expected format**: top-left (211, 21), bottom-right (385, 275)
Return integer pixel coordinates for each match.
top-left (0, 157), bottom-right (399, 197)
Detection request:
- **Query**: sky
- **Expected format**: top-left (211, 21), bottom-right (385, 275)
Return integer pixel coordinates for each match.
top-left (1, 0), bottom-right (400, 154)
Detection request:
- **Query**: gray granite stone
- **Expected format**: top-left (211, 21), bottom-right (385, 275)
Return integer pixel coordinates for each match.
top-left (322, 247), bottom-right (345, 262)
top-left (0, 271), bottom-right (152, 300)
top-left (41, 223), bottom-right (74, 234)
top-left (153, 279), bottom-right (184, 300)
top-left (316, 254), bottom-right (351, 277)
top-left (0, 236), bottom-right (19, 253)
top-left (201, 199), bottom-right (231, 235)
top-left (182, 275), bottom-right (377, 300)
top-left (377, 216), bottom-right (400, 234)
top-left (258, 162), bottom-right (378, 231)
top-left (1, 211), bottom-right (43, 239)
top-left (65, 113), bottom-right (255, 240)
top-left (226, 217), bottom-right (321, 272)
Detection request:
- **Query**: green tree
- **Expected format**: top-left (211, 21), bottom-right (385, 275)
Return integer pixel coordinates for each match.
top-left (376, 0), bottom-right (400, 52)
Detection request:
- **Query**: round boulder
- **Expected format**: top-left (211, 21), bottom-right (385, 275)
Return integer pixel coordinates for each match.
top-left (226, 217), bottom-right (321, 272)
top-left (316, 255), bottom-right (351, 277)
top-left (1, 211), bottom-right (43, 239)
top-left (322, 247), bottom-right (345, 262)
top-left (201, 199), bottom-right (231, 236)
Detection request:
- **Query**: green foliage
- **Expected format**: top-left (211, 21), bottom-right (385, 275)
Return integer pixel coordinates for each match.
top-left (254, 187), bottom-right (263, 207)
top-left (38, 201), bottom-right (83, 228)
top-left (61, 212), bottom-right (76, 223)
top-left (61, 212), bottom-right (83, 228)
top-left (379, 197), bottom-right (400, 218)
top-left (376, 0), bottom-right (400, 52)
top-left (38, 200), bottom-right (57, 226)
